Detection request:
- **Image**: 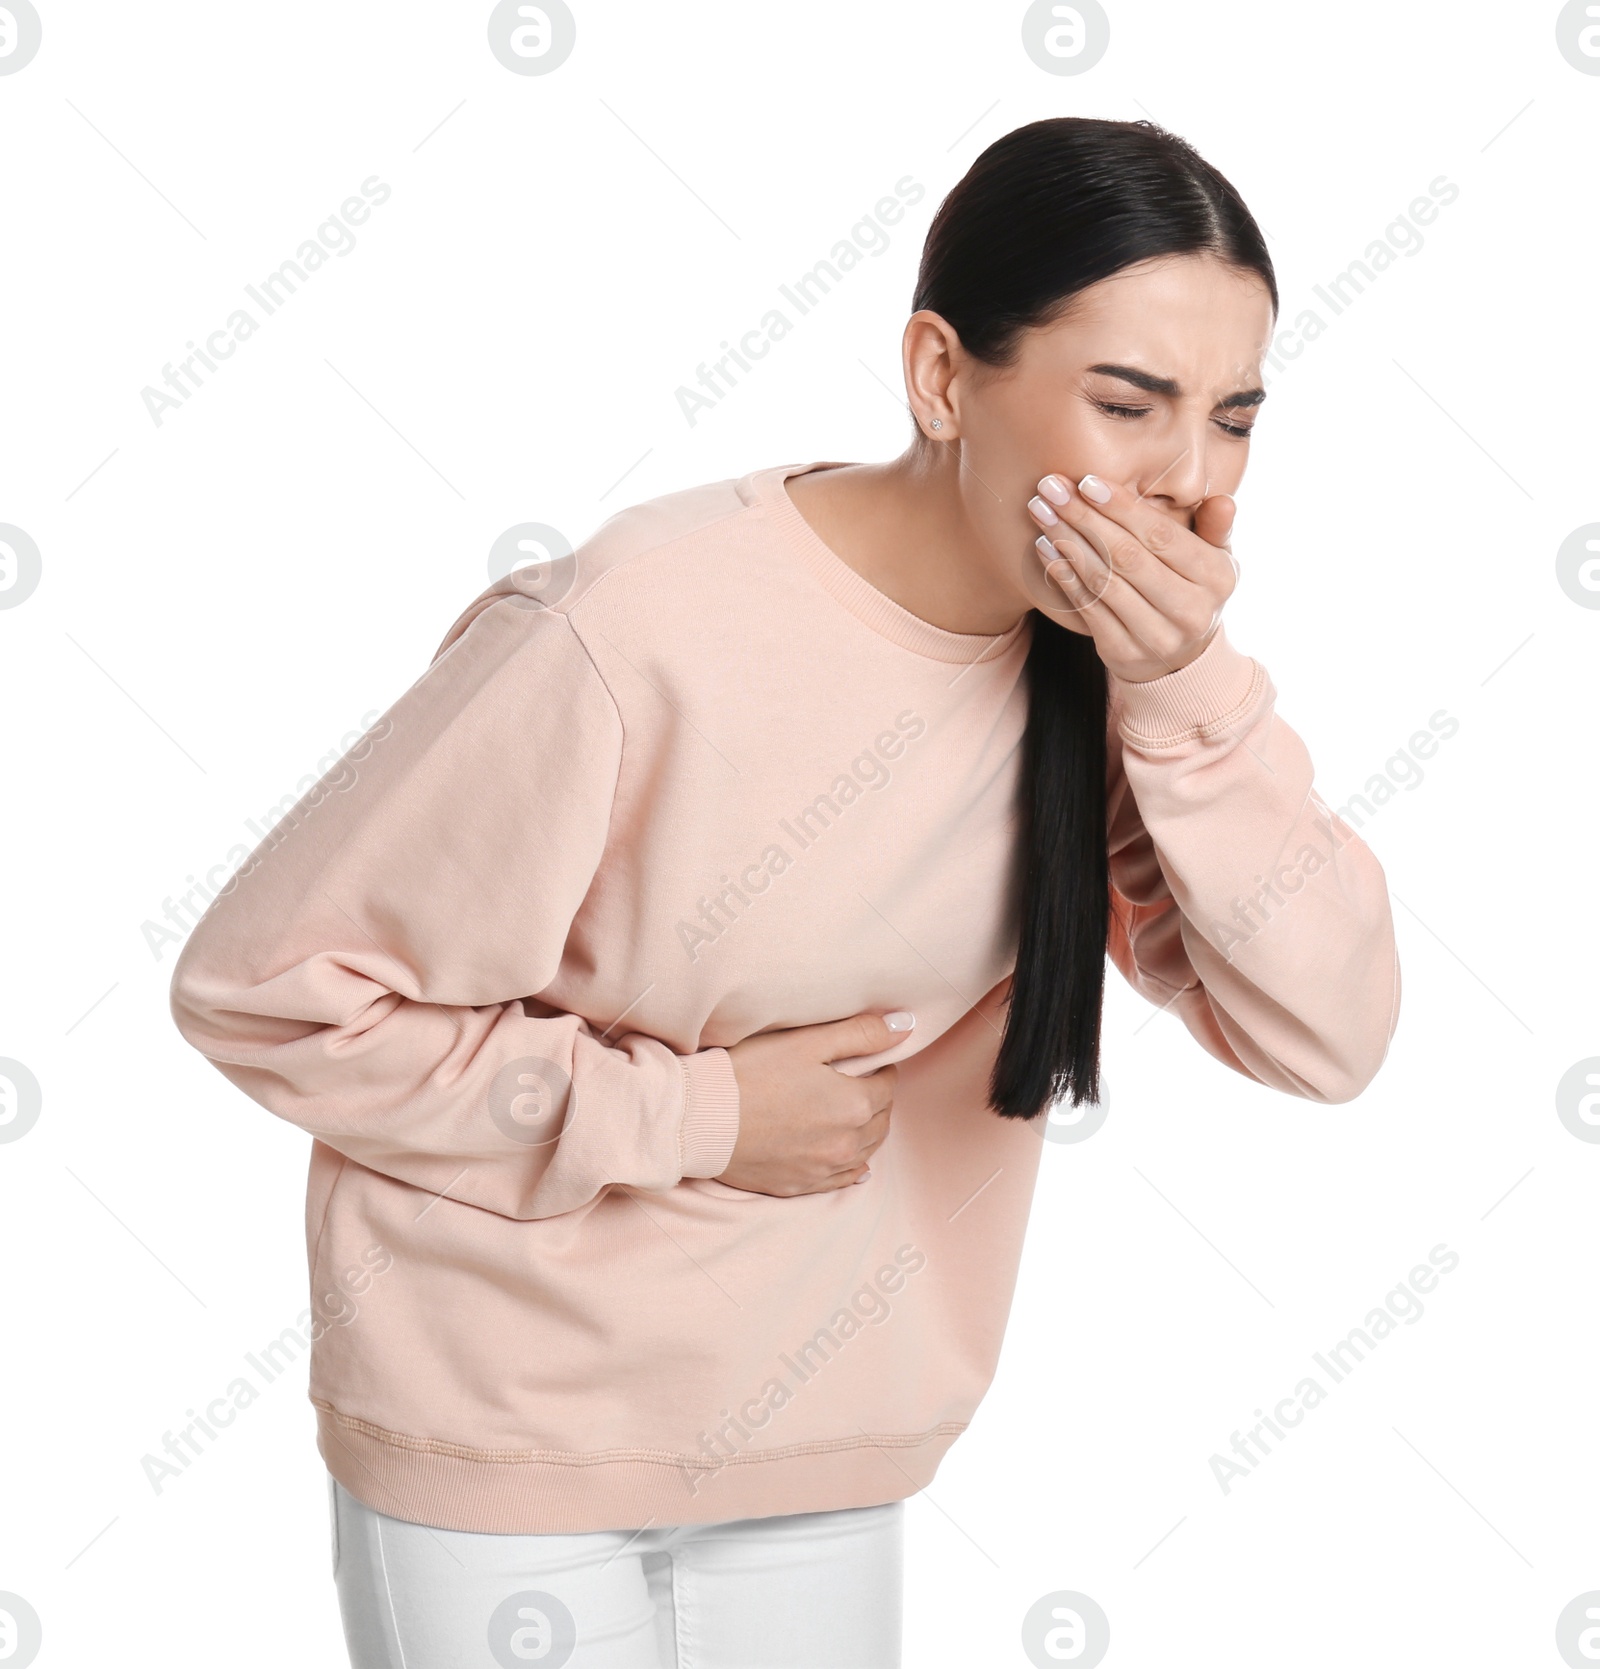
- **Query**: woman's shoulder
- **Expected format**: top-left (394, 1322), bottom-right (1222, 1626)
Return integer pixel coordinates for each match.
top-left (573, 465), bottom-right (767, 587)
top-left (429, 462), bottom-right (794, 666)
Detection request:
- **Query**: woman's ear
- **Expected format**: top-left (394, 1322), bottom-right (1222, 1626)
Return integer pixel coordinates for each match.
top-left (902, 309), bottom-right (962, 438)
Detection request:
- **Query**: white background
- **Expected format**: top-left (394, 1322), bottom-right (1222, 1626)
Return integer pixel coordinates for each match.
top-left (2, 1), bottom-right (1596, 1664)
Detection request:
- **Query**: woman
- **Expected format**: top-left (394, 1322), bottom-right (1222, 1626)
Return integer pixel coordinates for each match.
top-left (169, 116), bottom-right (1399, 1668)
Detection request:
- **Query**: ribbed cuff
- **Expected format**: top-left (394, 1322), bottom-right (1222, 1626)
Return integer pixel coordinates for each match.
top-left (678, 1047), bottom-right (742, 1179)
top-left (1111, 624), bottom-right (1265, 748)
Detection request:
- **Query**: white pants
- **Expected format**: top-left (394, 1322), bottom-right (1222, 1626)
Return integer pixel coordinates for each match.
top-left (329, 1476), bottom-right (905, 1668)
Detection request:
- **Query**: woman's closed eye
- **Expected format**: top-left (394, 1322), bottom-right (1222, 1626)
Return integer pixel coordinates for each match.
top-left (1091, 397), bottom-right (1255, 440)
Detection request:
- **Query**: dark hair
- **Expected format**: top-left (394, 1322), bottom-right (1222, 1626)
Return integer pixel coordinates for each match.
top-left (909, 117), bottom-right (1277, 1121)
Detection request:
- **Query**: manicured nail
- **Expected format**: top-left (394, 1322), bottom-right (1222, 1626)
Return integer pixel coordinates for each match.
top-left (1079, 474), bottom-right (1112, 503)
top-left (885, 1010), bottom-right (915, 1031)
top-left (1034, 534), bottom-right (1060, 566)
top-left (1038, 475), bottom-right (1072, 506)
top-left (854, 1168), bottom-right (873, 1184)
top-left (1027, 495), bottom-right (1060, 527)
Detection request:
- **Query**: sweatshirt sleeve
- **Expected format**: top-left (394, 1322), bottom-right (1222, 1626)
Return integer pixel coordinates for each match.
top-left (1103, 623), bottom-right (1400, 1103)
top-left (168, 591), bottom-right (742, 1220)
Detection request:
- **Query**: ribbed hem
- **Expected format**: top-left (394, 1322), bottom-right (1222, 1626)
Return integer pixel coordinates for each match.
top-left (677, 1046), bottom-right (741, 1178)
top-left (315, 1400), bottom-right (965, 1534)
top-left (1111, 624), bottom-right (1266, 748)
top-left (753, 462), bottom-right (1032, 665)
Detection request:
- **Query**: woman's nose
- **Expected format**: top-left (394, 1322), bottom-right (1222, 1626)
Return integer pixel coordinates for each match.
top-left (1137, 436), bottom-right (1209, 508)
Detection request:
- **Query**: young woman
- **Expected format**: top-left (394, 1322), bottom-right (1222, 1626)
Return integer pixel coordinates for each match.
top-left (170, 116), bottom-right (1399, 1668)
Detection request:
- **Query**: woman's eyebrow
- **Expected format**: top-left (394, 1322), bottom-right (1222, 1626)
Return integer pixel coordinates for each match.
top-left (1087, 362), bottom-right (1267, 409)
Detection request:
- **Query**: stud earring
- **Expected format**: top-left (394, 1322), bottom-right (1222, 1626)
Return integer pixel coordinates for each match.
top-left (930, 419), bottom-right (943, 430)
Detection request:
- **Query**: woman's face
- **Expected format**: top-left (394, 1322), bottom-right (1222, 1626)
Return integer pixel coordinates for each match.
top-left (908, 252), bottom-right (1276, 620)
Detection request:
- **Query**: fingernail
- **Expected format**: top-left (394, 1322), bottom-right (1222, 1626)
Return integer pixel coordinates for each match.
top-left (1079, 474), bottom-right (1112, 504)
top-left (1027, 495), bottom-right (1060, 527)
top-left (885, 1011), bottom-right (915, 1031)
top-left (1034, 534), bottom-right (1059, 566)
top-left (1038, 475), bottom-right (1071, 506)
top-left (854, 1168), bottom-right (873, 1184)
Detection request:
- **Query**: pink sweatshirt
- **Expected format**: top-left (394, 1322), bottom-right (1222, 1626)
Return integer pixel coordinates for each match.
top-left (169, 460), bottom-right (1399, 1535)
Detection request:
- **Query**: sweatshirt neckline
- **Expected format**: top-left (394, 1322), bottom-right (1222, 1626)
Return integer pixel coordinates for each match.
top-left (752, 460), bottom-right (1032, 666)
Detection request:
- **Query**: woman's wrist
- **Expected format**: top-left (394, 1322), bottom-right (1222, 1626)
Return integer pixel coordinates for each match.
top-left (678, 1047), bottom-right (742, 1178)
top-left (1110, 624), bottom-right (1263, 746)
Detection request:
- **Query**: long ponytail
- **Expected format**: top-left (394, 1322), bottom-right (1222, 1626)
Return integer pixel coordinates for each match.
top-left (909, 117), bottom-right (1277, 1119)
